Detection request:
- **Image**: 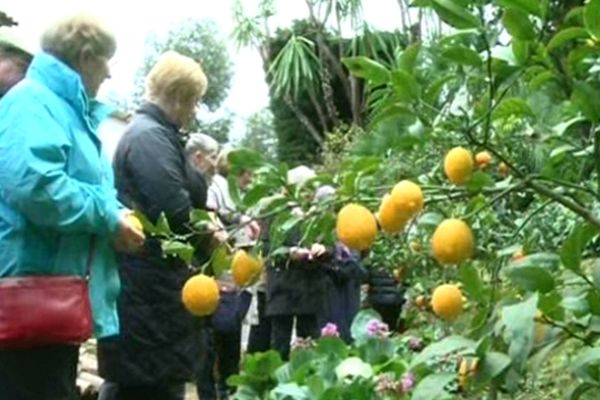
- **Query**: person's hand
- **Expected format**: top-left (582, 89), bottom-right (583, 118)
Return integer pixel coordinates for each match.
top-left (310, 243), bottom-right (327, 258)
top-left (114, 210), bottom-right (145, 254)
top-left (242, 216), bottom-right (260, 240)
top-left (290, 246), bottom-right (311, 261)
top-left (212, 229), bottom-right (229, 244)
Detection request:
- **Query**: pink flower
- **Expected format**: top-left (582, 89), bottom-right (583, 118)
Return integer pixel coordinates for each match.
top-left (366, 319), bottom-right (389, 337)
top-left (401, 372), bottom-right (416, 393)
top-left (321, 322), bottom-right (340, 337)
top-left (408, 336), bottom-right (424, 351)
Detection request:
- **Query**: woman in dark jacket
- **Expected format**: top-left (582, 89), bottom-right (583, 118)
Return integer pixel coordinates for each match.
top-left (97, 51), bottom-right (218, 400)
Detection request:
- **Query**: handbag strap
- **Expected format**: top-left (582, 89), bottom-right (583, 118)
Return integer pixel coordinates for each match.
top-left (85, 236), bottom-right (96, 280)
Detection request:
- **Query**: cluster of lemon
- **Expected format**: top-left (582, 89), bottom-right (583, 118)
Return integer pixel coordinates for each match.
top-left (179, 146), bottom-right (501, 319)
top-left (335, 146), bottom-right (489, 322)
top-left (181, 249), bottom-right (264, 316)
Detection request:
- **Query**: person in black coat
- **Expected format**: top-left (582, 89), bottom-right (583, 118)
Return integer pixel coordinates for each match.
top-left (266, 226), bottom-right (330, 360)
top-left (97, 51), bottom-right (221, 400)
top-left (264, 172), bottom-right (329, 360)
top-left (367, 268), bottom-right (406, 331)
top-left (320, 242), bottom-right (368, 343)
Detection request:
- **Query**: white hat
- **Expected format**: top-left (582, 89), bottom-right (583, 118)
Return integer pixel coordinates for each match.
top-left (0, 27), bottom-right (37, 56)
top-left (287, 165), bottom-right (316, 187)
top-left (314, 185), bottom-right (336, 202)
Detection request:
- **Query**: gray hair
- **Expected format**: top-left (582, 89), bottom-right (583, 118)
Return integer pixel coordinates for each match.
top-left (185, 133), bottom-right (219, 157)
top-left (41, 15), bottom-right (116, 69)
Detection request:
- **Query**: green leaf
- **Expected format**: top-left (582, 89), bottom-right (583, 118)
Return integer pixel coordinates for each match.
top-left (492, 97), bottom-right (535, 120)
top-left (270, 383), bottom-right (311, 400)
top-left (391, 69), bottom-right (421, 101)
top-left (592, 261), bottom-right (600, 289)
top-left (243, 184), bottom-right (272, 208)
top-left (242, 350), bottom-right (284, 377)
top-left (411, 373), bottom-right (455, 400)
top-left (495, 0), bottom-right (541, 16)
top-left (479, 352), bottom-right (512, 381)
top-left (360, 337), bottom-right (396, 365)
top-left (431, 0), bottom-right (481, 29)
top-left (398, 42), bottom-right (422, 73)
top-left (161, 240), bottom-right (195, 264)
top-left (507, 266), bottom-right (556, 293)
top-left (572, 81), bottom-right (600, 122)
top-left (316, 336), bottom-right (348, 360)
top-left (190, 209), bottom-right (211, 231)
top-left (228, 148), bottom-right (265, 172)
top-left (546, 27), bottom-right (589, 53)
top-left (584, 0), bottom-right (600, 39)
top-left (368, 103), bottom-right (413, 128)
top-left (587, 289), bottom-right (600, 315)
top-left (512, 38), bottom-right (531, 64)
top-left (342, 56), bottom-right (390, 85)
top-left (418, 212), bottom-right (444, 229)
top-left (441, 45), bottom-right (482, 67)
top-left (155, 212), bottom-right (172, 236)
top-left (571, 347), bottom-right (600, 373)
top-left (423, 75), bottom-right (456, 106)
top-left (211, 244), bottom-right (232, 278)
top-left (458, 263), bottom-right (486, 302)
top-left (561, 222), bottom-right (599, 274)
top-left (502, 8), bottom-right (536, 40)
top-left (500, 294), bottom-right (538, 370)
top-left (410, 336), bottom-right (475, 368)
top-left (529, 70), bottom-right (556, 90)
top-left (568, 382), bottom-right (600, 400)
top-left (465, 171), bottom-right (494, 194)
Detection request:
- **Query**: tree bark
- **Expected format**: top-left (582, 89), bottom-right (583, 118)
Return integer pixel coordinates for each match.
top-left (283, 94), bottom-right (324, 146)
top-left (307, 88), bottom-right (330, 133)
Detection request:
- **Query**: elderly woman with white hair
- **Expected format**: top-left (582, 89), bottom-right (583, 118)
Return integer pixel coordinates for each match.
top-left (0, 15), bottom-right (144, 400)
top-left (97, 52), bottom-right (219, 400)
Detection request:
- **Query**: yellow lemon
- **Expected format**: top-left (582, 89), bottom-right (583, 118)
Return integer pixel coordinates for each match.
top-left (431, 219), bottom-right (474, 265)
top-left (181, 274), bottom-right (220, 316)
top-left (390, 180), bottom-right (424, 217)
top-left (444, 147), bottom-right (474, 185)
top-left (377, 194), bottom-right (409, 233)
top-left (336, 204), bottom-right (378, 251)
top-left (231, 250), bottom-right (263, 287)
top-left (431, 284), bottom-right (463, 320)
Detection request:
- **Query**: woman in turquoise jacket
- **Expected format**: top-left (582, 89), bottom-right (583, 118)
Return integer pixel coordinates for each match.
top-left (0, 15), bottom-right (144, 400)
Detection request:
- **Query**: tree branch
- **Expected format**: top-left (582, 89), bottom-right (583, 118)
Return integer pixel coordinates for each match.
top-left (526, 180), bottom-right (600, 230)
top-left (283, 94), bottom-right (324, 145)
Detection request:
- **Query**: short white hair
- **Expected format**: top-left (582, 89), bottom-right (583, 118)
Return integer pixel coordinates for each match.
top-left (185, 133), bottom-right (219, 157)
top-left (287, 165), bottom-right (316, 186)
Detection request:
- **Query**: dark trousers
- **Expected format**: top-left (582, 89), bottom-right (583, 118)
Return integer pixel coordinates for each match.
top-left (0, 344), bottom-right (79, 400)
top-left (271, 314), bottom-right (318, 360)
top-left (98, 381), bottom-right (185, 400)
top-left (373, 304), bottom-right (402, 331)
top-left (247, 291), bottom-right (271, 354)
top-left (196, 328), bottom-right (241, 400)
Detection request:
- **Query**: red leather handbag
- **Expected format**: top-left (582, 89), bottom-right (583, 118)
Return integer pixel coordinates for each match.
top-left (0, 240), bottom-right (95, 348)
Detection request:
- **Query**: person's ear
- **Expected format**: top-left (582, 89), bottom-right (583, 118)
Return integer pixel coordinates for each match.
top-left (77, 48), bottom-right (94, 72)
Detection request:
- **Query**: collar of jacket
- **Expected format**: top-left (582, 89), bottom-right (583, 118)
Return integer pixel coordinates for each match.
top-left (137, 102), bottom-right (181, 133)
top-left (26, 52), bottom-right (112, 133)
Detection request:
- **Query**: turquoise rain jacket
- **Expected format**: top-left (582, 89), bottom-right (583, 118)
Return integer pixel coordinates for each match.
top-left (0, 52), bottom-right (122, 338)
